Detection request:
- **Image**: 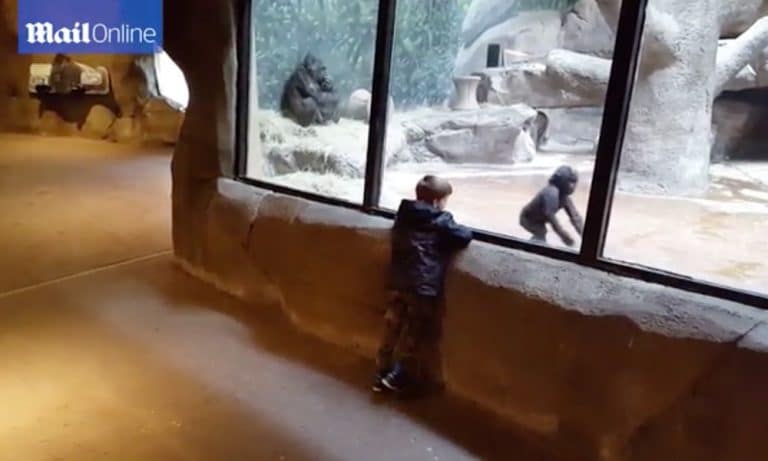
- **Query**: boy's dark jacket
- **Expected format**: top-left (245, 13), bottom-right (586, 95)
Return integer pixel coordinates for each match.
top-left (390, 199), bottom-right (473, 297)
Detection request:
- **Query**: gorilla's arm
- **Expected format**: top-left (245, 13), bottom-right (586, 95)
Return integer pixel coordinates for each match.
top-left (548, 215), bottom-right (575, 247)
top-left (541, 186), bottom-right (576, 247)
top-left (563, 196), bottom-right (584, 236)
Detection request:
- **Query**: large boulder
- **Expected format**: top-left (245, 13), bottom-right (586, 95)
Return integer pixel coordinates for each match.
top-left (486, 61), bottom-right (598, 108)
top-left (342, 89), bottom-right (395, 124)
top-left (408, 104), bottom-right (539, 164)
top-left (539, 107), bottom-right (603, 152)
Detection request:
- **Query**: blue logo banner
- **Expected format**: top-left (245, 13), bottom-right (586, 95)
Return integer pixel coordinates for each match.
top-left (18, 0), bottom-right (163, 54)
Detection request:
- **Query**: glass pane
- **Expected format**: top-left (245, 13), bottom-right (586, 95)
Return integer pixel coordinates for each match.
top-left (605, 7), bottom-right (768, 295)
top-left (380, 0), bottom-right (623, 251)
top-left (245, 0), bottom-right (379, 204)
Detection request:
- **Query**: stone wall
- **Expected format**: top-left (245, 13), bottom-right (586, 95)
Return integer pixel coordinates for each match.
top-left (177, 178), bottom-right (768, 461)
top-left (164, 0), bottom-right (768, 459)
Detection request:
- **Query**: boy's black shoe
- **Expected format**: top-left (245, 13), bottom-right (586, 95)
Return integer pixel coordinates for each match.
top-left (371, 369), bottom-right (389, 393)
top-left (381, 364), bottom-right (411, 394)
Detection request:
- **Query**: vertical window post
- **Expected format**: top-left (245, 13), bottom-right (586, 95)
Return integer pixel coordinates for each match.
top-left (580, 0), bottom-right (649, 263)
top-left (363, 0), bottom-right (398, 209)
top-left (234, 0), bottom-right (254, 179)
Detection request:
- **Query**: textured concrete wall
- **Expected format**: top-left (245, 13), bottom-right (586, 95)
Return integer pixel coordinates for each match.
top-left (176, 179), bottom-right (768, 461)
top-left (165, 0), bottom-right (768, 459)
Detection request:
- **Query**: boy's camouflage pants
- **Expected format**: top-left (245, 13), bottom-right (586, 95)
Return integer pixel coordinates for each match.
top-left (376, 291), bottom-right (442, 381)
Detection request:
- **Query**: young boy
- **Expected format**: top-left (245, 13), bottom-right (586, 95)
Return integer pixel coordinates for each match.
top-left (519, 165), bottom-right (583, 247)
top-left (374, 175), bottom-right (473, 395)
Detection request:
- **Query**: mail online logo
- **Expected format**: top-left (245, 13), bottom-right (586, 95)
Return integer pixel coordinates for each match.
top-left (18, 0), bottom-right (163, 54)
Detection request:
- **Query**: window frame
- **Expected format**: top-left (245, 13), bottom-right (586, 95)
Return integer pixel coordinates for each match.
top-left (234, 0), bottom-right (768, 309)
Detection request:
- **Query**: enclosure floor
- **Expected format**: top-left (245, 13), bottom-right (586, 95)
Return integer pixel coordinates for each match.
top-left (0, 133), bottom-right (551, 461)
top-left (384, 156), bottom-right (768, 294)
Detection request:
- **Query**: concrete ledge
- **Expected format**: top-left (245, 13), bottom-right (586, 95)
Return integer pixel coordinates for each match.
top-left (175, 177), bottom-right (768, 461)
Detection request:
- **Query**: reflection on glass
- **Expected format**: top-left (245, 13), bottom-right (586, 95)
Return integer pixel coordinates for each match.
top-left (155, 50), bottom-right (189, 109)
top-left (606, 6), bottom-right (768, 294)
top-left (245, 0), bottom-right (380, 203)
top-left (380, 0), bottom-right (621, 251)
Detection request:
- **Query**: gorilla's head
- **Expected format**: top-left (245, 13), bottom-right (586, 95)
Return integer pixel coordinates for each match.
top-left (302, 53), bottom-right (331, 89)
top-left (549, 165), bottom-right (579, 195)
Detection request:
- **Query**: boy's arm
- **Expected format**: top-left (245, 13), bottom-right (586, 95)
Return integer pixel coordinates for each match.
top-left (563, 197), bottom-right (584, 236)
top-left (440, 214), bottom-right (473, 250)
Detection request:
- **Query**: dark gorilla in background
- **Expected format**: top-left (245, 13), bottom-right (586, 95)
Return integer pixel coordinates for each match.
top-left (519, 165), bottom-right (583, 247)
top-left (49, 54), bottom-right (83, 95)
top-left (471, 72), bottom-right (492, 103)
top-left (532, 111), bottom-right (549, 147)
top-left (280, 53), bottom-right (341, 127)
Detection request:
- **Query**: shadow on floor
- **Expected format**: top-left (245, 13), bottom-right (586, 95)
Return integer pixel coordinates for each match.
top-left (129, 257), bottom-right (557, 461)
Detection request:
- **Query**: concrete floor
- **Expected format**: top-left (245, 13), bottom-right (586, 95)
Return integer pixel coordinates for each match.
top-left (0, 134), bottom-right (172, 293)
top-left (0, 134), bottom-right (552, 461)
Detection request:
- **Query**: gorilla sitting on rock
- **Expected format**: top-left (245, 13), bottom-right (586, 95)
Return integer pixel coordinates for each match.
top-left (280, 53), bottom-right (341, 127)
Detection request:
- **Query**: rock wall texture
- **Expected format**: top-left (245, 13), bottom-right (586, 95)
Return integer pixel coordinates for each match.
top-left (455, 0), bottom-right (614, 77)
top-left (165, 0), bottom-right (768, 459)
top-left (177, 179), bottom-right (768, 461)
top-left (0, 0), bottom-right (184, 144)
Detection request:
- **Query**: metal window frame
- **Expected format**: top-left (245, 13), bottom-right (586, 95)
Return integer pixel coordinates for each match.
top-left (234, 0), bottom-right (768, 309)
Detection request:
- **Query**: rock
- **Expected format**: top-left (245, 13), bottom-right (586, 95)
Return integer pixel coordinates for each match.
top-left (561, 0), bottom-right (615, 58)
top-left (82, 105), bottom-right (117, 139)
top-left (487, 61), bottom-right (597, 108)
top-left (140, 98), bottom-right (184, 144)
top-left (5, 97), bottom-right (41, 132)
top-left (342, 89), bottom-right (394, 123)
top-left (344, 89), bottom-right (371, 122)
top-left (723, 64), bottom-right (759, 91)
top-left (455, 0), bottom-right (615, 77)
top-left (257, 110), bottom-right (406, 178)
top-left (39, 110), bottom-right (78, 137)
top-left (545, 49), bottom-right (611, 105)
top-left (537, 107), bottom-right (602, 152)
top-left (455, 10), bottom-right (563, 77)
top-left (510, 129), bottom-right (536, 163)
top-left (109, 117), bottom-right (142, 143)
top-left (410, 104), bottom-right (539, 163)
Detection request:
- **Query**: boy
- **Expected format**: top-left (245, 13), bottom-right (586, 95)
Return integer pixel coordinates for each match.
top-left (374, 175), bottom-right (473, 395)
top-left (519, 165), bottom-right (583, 247)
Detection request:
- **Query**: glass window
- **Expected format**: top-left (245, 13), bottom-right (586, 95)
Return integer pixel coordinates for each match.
top-left (604, 7), bottom-right (768, 295)
top-left (245, 0), bottom-right (380, 204)
top-left (379, 0), bottom-right (623, 251)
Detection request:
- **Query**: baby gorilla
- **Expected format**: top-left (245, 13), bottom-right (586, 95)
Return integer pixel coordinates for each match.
top-left (280, 53), bottom-right (341, 127)
top-left (519, 165), bottom-right (584, 247)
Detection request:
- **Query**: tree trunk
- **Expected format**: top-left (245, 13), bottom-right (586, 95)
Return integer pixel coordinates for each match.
top-left (617, 0), bottom-right (720, 196)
